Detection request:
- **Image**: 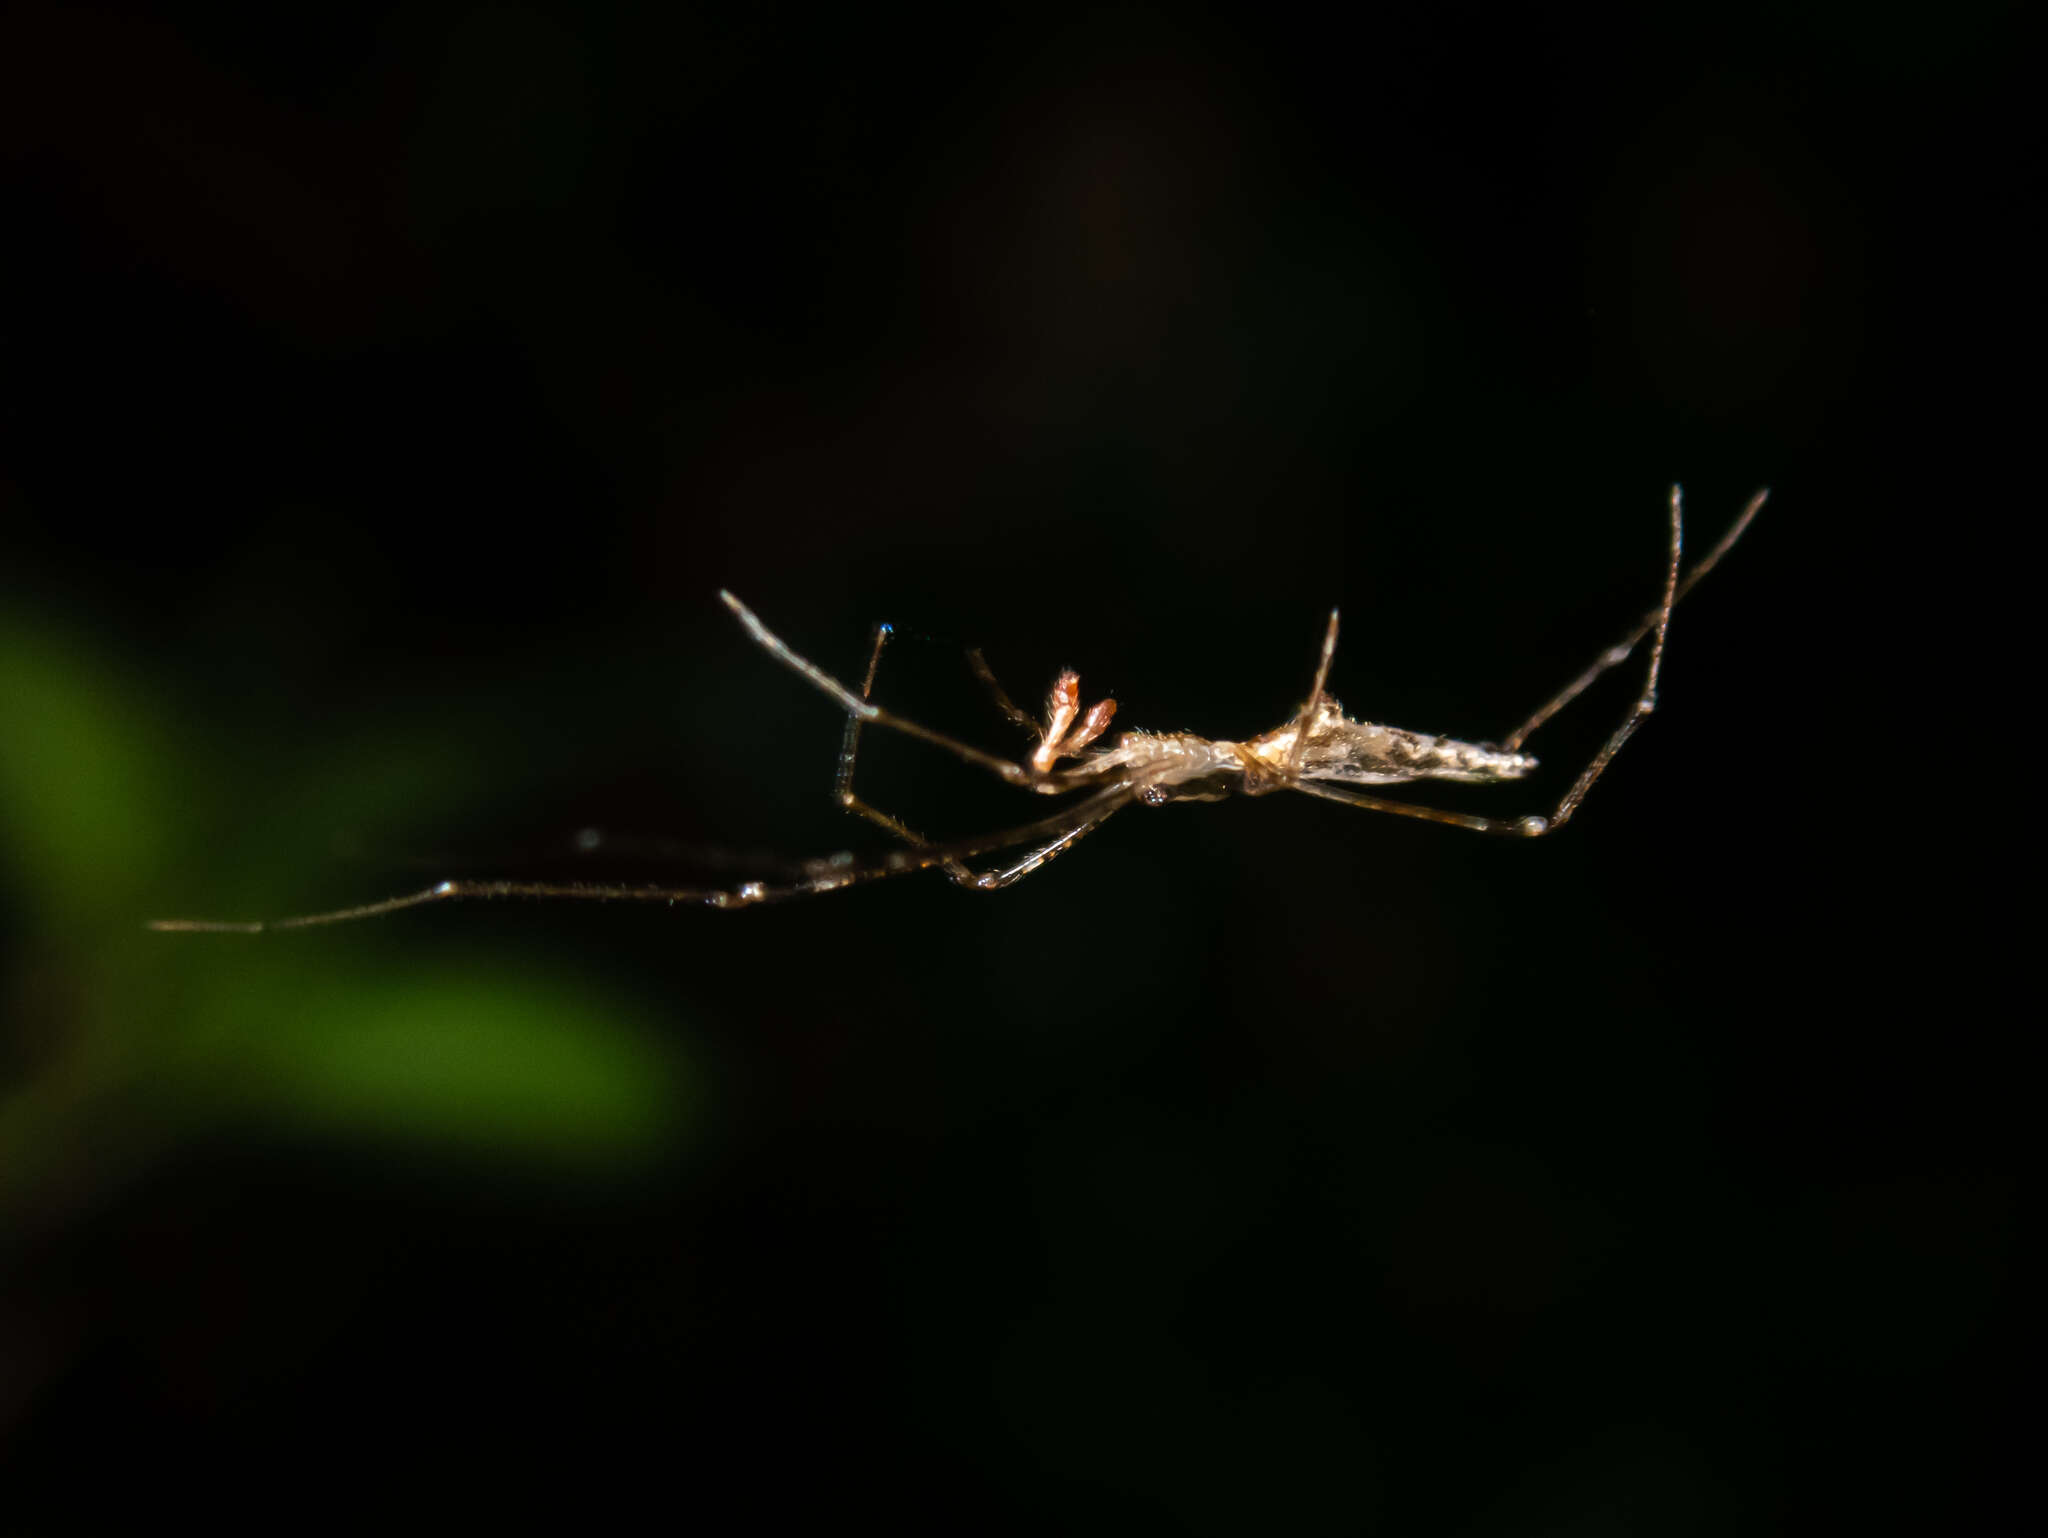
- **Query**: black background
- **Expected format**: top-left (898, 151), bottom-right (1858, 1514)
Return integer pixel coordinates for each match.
top-left (1, 2), bottom-right (2020, 1529)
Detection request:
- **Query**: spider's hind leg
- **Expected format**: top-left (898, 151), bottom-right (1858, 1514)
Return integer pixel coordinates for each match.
top-left (1530, 484), bottom-right (1685, 833)
top-left (1286, 485), bottom-right (1761, 838)
top-left (1500, 485), bottom-right (1768, 751)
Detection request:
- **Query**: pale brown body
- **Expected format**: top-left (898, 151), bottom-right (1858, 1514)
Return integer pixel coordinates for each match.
top-left (149, 487), bottom-right (1765, 930)
top-left (1107, 707), bottom-right (1540, 801)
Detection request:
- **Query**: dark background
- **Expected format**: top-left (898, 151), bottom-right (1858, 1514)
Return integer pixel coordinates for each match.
top-left (0, 2), bottom-right (2019, 1528)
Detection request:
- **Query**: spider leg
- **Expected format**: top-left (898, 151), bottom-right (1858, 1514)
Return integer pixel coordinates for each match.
top-left (1533, 481), bottom-right (1684, 832)
top-left (832, 618), bottom-right (980, 885)
top-left (844, 783), bottom-right (1127, 894)
top-left (963, 647), bottom-right (1040, 734)
top-left (147, 784), bottom-right (1149, 931)
top-left (831, 616), bottom-right (1098, 886)
top-left (724, 590), bottom-right (1120, 798)
top-left (1289, 778), bottom-right (1548, 836)
top-left (963, 802), bottom-right (1124, 889)
top-left (1282, 607), bottom-right (1342, 780)
top-left (1502, 486), bottom-right (1767, 750)
top-left (829, 628), bottom-right (1136, 891)
top-left (724, 590), bottom-right (1123, 800)
top-left (1289, 483), bottom-right (1699, 837)
top-left (843, 617), bottom-right (1039, 739)
top-left (722, 591), bottom-right (1039, 788)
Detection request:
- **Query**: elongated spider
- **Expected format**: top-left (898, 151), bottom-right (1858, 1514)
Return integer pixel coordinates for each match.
top-left (149, 486), bottom-right (1766, 932)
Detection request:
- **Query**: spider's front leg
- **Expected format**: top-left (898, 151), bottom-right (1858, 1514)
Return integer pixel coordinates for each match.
top-left (828, 618), bottom-right (1117, 889)
top-left (830, 620), bottom-right (978, 884)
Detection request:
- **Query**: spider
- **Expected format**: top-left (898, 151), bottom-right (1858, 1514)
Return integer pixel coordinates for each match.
top-left (149, 486), bottom-right (1766, 932)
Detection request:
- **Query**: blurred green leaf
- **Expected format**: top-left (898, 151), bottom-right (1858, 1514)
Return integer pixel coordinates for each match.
top-left (1, 607), bottom-right (697, 1194)
top-left (0, 617), bottom-right (176, 924)
top-left (195, 957), bottom-right (690, 1168)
